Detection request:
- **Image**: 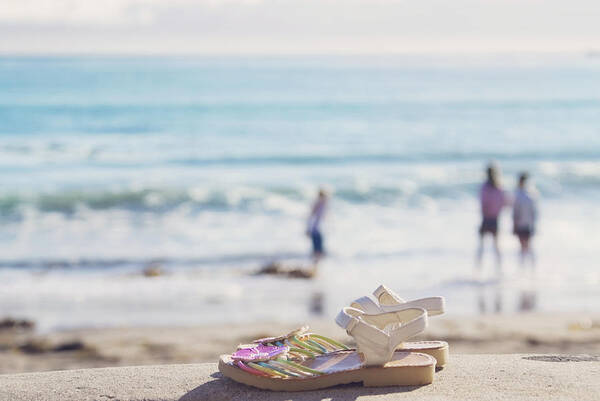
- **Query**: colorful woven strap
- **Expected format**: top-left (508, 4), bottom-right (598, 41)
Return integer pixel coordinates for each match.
top-left (230, 330), bottom-right (348, 378)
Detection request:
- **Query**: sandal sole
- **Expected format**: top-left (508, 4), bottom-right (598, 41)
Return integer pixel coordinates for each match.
top-left (219, 351), bottom-right (435, 391)
top-left (398, 341), bottom-right (449, 367)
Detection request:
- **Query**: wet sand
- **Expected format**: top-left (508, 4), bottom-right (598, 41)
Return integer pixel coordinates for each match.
top-left (1, 313), bottom-right (599, 374)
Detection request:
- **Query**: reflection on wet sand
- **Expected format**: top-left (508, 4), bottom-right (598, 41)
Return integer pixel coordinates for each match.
top-left (518, 290), bottom-right (537, 312)
top-left (477, 277), bottom-right (538, 315)
top-left (310, 291), bottom-right (325, 316)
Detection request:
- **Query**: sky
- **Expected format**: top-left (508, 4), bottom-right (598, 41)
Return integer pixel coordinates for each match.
top-left (1, 0), bottom-right (600, 54)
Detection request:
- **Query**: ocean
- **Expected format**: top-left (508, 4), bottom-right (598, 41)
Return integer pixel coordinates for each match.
top-left (1, 54), bottom-right (599, 331)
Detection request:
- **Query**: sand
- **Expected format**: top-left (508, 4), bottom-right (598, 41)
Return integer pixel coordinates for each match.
top-left (1, 354), bottom-right (600, 401)
top-left (1, 313), bottom-right (599, 374)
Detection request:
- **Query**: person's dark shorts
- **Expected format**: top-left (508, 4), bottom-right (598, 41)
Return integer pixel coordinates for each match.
top-left (479, 217), bottom-right (498, 235)
top-left (311, 230), bottom-right (324, 254)
top-left (514, 227), bottom-right (533, 240)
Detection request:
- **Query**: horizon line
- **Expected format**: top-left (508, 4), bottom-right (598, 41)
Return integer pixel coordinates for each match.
top-left (1, 49), bottom-right (598, 58)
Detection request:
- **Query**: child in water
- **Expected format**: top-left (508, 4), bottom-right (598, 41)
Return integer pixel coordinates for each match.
top-left (513, 172), bottom-right (538, 268)
top-left (307, 189), bottom-right (328, 265)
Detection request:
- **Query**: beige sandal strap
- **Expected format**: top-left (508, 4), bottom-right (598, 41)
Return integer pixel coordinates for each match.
top-left (335, 306), bottom-right (427, 366)
top-left (350, 285), bottom-right (445, 316)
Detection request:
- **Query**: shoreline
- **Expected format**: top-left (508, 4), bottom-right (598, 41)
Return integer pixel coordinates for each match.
top-left (1, 312), bottom-right (599, 374)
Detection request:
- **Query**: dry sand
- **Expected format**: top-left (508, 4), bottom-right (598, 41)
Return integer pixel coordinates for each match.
top-left (1, 355), bottom-right (600, 401)
top-left (1, 313), bottom-right (599, 374)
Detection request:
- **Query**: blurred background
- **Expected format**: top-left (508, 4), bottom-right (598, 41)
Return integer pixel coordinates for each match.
top-left (1, 0), bottom-right (599, 373)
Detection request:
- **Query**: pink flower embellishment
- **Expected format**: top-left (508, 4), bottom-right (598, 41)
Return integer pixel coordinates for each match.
top-left (231, 344), bottom-right (289, 362)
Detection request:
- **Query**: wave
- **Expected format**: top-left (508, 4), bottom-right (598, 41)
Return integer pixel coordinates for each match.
top-left (1, 172), bottom-right (598, 219)
top-left (2, 98), bottom-right (600, 110)
top-left (169, 151), bottom-right (600, 167)
top-left (1, 146), bottom-right (600, 170)
top-left (0, 187), bottom-right (310, 217)
top-left (0, 186), bottom-right (399, 217)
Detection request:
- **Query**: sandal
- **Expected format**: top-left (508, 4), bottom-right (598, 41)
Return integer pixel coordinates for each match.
top-left (350, 285), bottom-right (449, 367)
top-left (219, 307), bottom-right (436, 391)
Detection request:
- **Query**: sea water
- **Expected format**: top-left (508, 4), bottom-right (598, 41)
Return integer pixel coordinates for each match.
top-left (0, 54), bottom-right (599, 330)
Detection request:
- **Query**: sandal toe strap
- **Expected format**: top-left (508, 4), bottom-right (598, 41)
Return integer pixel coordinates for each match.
top-left (335, 306), bottom-right (427, 366)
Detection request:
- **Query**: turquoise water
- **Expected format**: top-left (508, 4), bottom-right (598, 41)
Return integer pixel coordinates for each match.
top-left (0, 55), bottom-right (599, 329)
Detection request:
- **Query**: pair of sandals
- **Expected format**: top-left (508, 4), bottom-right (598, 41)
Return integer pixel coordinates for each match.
top-left (219, 285), bottom-right (448, 391)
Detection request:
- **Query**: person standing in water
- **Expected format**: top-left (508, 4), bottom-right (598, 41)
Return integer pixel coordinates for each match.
top-left (307, 188), bottom-right (328, 265)
top-left (513, 172), bottom-right (538, 268)
top-left (476, 164), bottom-right (507, 272)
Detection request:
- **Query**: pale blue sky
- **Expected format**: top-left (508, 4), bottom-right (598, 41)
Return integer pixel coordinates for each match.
top-left (1, 0), bottom-right (600, 54)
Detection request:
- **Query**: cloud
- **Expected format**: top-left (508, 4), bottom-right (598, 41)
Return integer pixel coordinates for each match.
top-left (0, 0), bottom-right (268, 25)
top-left (0, 0), bottom-right (147, 25)
top-left (1, 0), bottom-right (599, 54)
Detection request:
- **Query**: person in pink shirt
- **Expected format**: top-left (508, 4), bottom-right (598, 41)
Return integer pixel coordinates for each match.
top-left (476, 164), bottom-right (507, 272)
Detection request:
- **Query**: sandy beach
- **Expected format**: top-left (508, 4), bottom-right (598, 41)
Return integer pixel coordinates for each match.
top-left (4, 354), bottom-right (600, 401)
top-left (2, 313), bottom-right (599, 375)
